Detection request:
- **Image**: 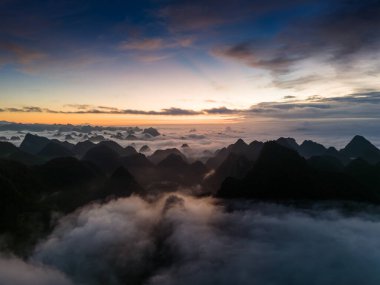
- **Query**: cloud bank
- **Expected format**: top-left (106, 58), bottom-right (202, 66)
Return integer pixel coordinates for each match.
top-left (2, 91), bottom-right (380, 120)
top-left (2, 195), bottom-right (380, 285)
top-left (0, 256), bottom-right (73, 285)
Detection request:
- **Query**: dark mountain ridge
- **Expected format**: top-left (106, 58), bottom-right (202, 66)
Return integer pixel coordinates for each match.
top-left (2, 133), bottom-right (380, 254)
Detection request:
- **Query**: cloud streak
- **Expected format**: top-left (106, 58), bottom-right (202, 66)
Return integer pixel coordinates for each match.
top-left (2, 91), bottom-right (380, 119)
top-left (119, 37), bottom-right (193, 51)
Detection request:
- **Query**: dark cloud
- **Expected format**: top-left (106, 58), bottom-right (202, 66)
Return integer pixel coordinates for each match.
top-left (203, 91), bottom-right (380, 119)
top-left (0, 106), bottom-right (43, 113)
top-left (213, 41), bottom-right (302, 74)
top-left (213, 0), bottom-right (380, 81)
top-left (322, 92), bottom-right (380, 105)
top-left (204, 107), bottom-right (237, 115)
top-left (110, 107), bottom-right (202, 116)
top-left (283, 95), bottom-right (296, 100)
top-left (0, 105), bottom-right (203, 116)
top-left (245, 92), bottom-right (380, 119)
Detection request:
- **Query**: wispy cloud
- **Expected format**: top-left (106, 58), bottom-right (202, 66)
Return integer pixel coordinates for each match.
top-left (119, 37), bottom-right (194, 51)
top-left (156, 0), bottom-right (306, 32)
top-left (120, 38), bottom-right (166, 51)
top-left (3, 92), bottom-right (380, 119)
top-left (212, 0), bottom-right (380, 89)
top-left (0, 42), bottom-right (46, 65)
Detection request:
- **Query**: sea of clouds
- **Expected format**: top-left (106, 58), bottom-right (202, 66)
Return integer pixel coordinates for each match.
top-left (2, 194), bottom-right (380, 285)
top-left (2, 120), bottom-right (380, 159)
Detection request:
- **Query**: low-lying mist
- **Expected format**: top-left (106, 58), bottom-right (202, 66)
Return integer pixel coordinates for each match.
top-left (2, 194), bottom-right (380, 285)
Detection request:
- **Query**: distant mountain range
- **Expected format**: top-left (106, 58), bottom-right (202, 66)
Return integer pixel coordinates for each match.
top-left (2, 133), bottom-right (380, 253)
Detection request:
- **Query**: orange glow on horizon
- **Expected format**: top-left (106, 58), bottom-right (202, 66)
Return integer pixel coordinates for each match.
top-left (1, 112), bottom-right (241, 126)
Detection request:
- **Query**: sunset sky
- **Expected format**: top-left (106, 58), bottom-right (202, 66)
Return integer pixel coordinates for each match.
top-left (1, 0), bottom-right (379, 125)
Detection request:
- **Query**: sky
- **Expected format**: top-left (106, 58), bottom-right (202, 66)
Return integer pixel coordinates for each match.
top-left (0, 0), bottom-right (380, 125)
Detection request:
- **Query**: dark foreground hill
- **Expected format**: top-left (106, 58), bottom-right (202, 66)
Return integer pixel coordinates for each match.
top-left (217, 142), bottom-right (380, 202)
top-left (0, 156), bottom-right (142, 254)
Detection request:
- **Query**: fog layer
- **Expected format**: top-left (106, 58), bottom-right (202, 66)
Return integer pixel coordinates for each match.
top-left (2, 195), bottom-right (380, 285)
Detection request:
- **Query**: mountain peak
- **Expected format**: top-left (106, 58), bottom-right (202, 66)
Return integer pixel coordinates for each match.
top-left (276, 137), bottom-right (299, 150)
top-left (350, 135), bottom-right (371, 145)
top-left (341, 135), bottom-right (380, 164)
top-left (158, 153), bottom-right (188, 168)
top-left (344, 135), bottom-right (378, 152)
top-left (227, 138), bottom-right (248, 154)
top-left (299, 140), bottom-right (326, 158)
top-left (256, 141), bottom-right (306, 169)
top-left (20, 133), bottom-right (50, 154)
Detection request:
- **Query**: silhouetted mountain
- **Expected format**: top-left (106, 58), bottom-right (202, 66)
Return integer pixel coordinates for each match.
top-left (122, 153), bottom-right (153, 169)
top-left (0, 159), bottom-right (44, 196)
top-left (37, 141), bottom-right (74, 159)
top-left (0, 150), bottom-right (144, 253)
top-left (4, 133), bottom-right (380, 255)
top-left (189, 160), bottom-right (208, 177)
top-left (126, 134), bottom-right (138, 140)
top-left (276, 137), bottom-right (299, 151)
top-left (52, 139), bottom-right (75, 150)
top-left (90, 134), bottom-right (106, 142)
top-left (345, 158), bottom-right (380, 189)
top-left (101, 166), bottom-right (142, 198)
top-left (217, 141), bottom-right (379, 203)
top-left (153, 154), bottom-right (208, 189)
top-left (34, 157), bottom-right (102, 191)
top-left (149, 148), bottom-right (186, 164)
top-left (307, 155), bottom-right (344, 173)
top-left (206, 139), bottom-right (250, 171)
top-left (206, 147), bottom-right (229, 169)
top-left (124, 145), bottom-right (138, 156)
top-left (120, 153), bottom-right (156, 189)
top-left (0, 141), bottom-right (18, 157)
top-left (82, 144), bottom-right (122, 173)
top-left (299, 140), bottom-right (327, 158)
top-left (20, 133), bottom-right (50, 154)
top-left (205, 152), bottom-right (252, 192)
top-left (143, 127), bottom-right (160, 137)
top-left (0, 159), bottom-right (48, 252)
top-left (0, 141), bottom-right (42, 165)
top-left (340, 135), bottom-right (380, 164)
top-left (246, 140), bottom-right (264, 161)
top-left (31, 157), bottom-right (106, 214)
top-left (98, 140), bottom-right (129, 156)
top-left (207, 139), bottom-right (263, 170)
top-left (158, 153), bottom-right (188, 169)
top-left (325, 146), bottom-right (350, 165)
top-left (227, 138), bottom-right (249, 154)
top-left (72, 140), bottom-right (95, 157)
top-left (139, 145), bottom-right (151, 152)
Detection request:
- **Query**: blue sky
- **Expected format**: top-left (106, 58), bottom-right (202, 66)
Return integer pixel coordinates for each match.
top-left (0, 0), bottom-right (380, 124)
